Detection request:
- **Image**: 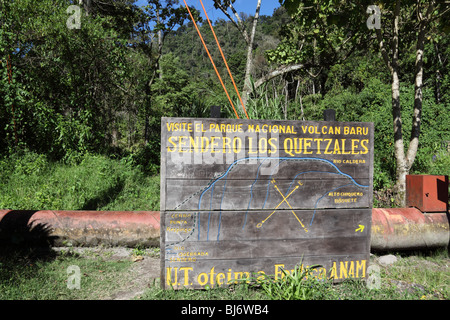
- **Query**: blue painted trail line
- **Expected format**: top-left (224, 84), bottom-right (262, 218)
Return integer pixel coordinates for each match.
top-left (196, 156), bottom-right (369, 241)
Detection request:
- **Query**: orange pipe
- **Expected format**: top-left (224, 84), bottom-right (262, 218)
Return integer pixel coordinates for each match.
top-left (0, 209), bottom-right (448, 250)
top-left (371, 207), bottom-right (449, 251)
top-left (0, 210), bottom-right (160, 247)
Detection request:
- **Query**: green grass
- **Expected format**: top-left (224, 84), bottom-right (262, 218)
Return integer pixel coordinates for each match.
top-left (141, 281), bottom-right (268, 300)
top-left (141, 250), bottom-right (449, 301)
top-left (0, 152), bottom-right (448, 300)
top-left (0, 247), bottom-right (133, 300)
top-left (379, 250), bottom-right (450, 299)
top-left (0, 246), bottom-right (447, 300)
top-left (0, 152), bottom-right (160, 211)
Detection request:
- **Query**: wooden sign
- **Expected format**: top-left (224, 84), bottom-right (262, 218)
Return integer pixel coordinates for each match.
top-left (160, 117), bottom-right (373, 289)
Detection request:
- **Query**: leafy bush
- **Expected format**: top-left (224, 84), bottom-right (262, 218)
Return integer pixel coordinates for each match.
top-left (250, 264), bottom-right (330, 300)
top-left (0, 152), bottom-right (160, 211)
top-left (427, 151), bottom-right (450, 177)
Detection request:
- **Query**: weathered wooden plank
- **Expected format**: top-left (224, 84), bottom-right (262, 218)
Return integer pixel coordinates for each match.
top-left (165, 178), bottom-right (370, 211)
top-left (164, 147), bottom-right (371, 161)
top-left (163, 118), bottom-right (372, 169)
top-left (164, 237), bottom-right (369, 261)
top-left (163, 254), bottom-right (370, 289)
top-left (162, 118), bottom-right (372, 139)
top-left (164, 157), bottom-right (371, 180)
top-left (164, 209), bottom-right (372, 243)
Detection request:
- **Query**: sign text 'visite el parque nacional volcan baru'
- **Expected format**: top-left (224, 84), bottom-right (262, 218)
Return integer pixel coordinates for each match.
top-left (160, 117), bottom-right (374, 289)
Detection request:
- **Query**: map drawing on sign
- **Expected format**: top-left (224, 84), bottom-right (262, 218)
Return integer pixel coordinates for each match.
top-left (167, 156), bottom-right (369, 246)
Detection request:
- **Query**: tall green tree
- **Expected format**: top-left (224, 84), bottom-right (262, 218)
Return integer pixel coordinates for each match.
top-left (0, 0), bottom-right (200, 159)
top-left (132, 0), bottom-right (199, 144)
top-left (0, 0), bottom-right (145, 157)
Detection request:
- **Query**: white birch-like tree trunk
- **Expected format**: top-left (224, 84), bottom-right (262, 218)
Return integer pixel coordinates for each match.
top-left (375, 0), bottom-right (435, 206)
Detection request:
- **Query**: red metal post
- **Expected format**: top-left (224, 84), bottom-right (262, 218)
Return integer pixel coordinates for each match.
top-left (406, 175), bottom-right (449, 212)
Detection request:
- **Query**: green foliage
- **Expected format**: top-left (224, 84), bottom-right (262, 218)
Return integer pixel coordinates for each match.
top-left (0, 0), bottom-right (448, 203)
top-left (152, 53), bottom-right (208, 118)
top-left (298, 69), bottom-right (449, 192)
top-left (0, 0), bottom-right (136, 157)
top-left (0, 248), bottom-right (133, 300)
top-left (0, 152), bottom-right (160, 211)
top-left (427, 151), bottom-right (450, 177)
top-left (0, 0), bottom-right (202, 161)
top-left (231, 78), bottom-right (285, 120)
top-left (252, 264), bottom-right (330, 300)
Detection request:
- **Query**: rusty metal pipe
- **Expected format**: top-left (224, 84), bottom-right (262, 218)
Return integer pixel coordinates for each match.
top-left (0, 208), bottom-right (448, 250)
top-left (0, 210), bottom-right (160, 247)
top-left (371, 208), bottom-right (449, 251)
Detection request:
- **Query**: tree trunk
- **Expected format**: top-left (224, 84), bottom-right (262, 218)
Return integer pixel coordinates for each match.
top-left (373, 0), bottom-right (409, 206)
top-left (253, 64), bottom-right (305, 89)
top-left (405, 2), bottom-right (434, 172)
top-left (379, 0), bottom-right (434, 206)
top-left (81, 0), bottom-right (91, 16)
top-left (215, 0), bottom-right (305, 112)
top-left (392, 69), bottom-right (407, 206)
top-left (390, 0), bottom-right (408, 206)
top-left (242, 0), bottom-right (262, 109)
top-left (156, 10), bottom-right (163, 80)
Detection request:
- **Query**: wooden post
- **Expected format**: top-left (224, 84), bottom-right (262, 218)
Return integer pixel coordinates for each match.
top-left (210, 105), bottom-right (221, 118)
top-left (323, 109), bottom-right (336, 121)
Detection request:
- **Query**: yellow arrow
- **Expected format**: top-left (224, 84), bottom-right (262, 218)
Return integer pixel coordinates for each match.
top-left (355, 225), bottom-right (365, 233)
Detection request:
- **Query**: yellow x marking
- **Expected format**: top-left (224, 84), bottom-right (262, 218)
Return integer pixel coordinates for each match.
top-left (257, 180), bottom-right (308, 232)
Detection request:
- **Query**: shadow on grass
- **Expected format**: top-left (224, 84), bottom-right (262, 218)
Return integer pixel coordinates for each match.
top-left (81, 178), bottom-right (125, 210)
top-left (0, 210), bottom-right (59, 286)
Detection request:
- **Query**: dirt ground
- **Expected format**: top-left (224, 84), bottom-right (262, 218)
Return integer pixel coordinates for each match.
top-left (54, 246), bottom-right (161, 300)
